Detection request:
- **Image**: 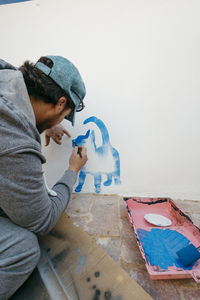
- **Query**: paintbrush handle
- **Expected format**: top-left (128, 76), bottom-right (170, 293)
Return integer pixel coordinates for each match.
top-left (73, 142), bottom-right (82, 158)
top-left (77, 148), bottom-right (82, 158)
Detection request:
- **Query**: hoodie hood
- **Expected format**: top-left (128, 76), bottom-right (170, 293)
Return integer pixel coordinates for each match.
top-left (0, 59), bottom-right (45, 162)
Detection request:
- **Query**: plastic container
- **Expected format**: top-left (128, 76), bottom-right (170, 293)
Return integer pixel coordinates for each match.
top-left (125, 197), bottom-right (200, 282)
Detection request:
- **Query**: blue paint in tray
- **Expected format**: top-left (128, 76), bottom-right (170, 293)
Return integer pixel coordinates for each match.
top-left (137, 228), bottom-right (196, 270)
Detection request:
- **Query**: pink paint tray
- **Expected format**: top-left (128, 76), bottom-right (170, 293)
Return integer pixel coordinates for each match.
top-left (124, 197), bottom-right (200, 282)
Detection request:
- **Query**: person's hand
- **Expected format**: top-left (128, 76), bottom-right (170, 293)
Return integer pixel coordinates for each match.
top-left (45, 124), bottom-right (71, 146)
top-left (69, 146), bottom-right (88, 175)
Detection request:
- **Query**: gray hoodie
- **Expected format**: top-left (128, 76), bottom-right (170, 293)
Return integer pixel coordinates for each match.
top-left (0, 59), bottom-right (76, 235)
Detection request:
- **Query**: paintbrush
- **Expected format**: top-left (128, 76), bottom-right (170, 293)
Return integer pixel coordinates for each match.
top-left (176, 244), bottom-right (200, 266)
top-left (73, 142), bottom-right (82, 158)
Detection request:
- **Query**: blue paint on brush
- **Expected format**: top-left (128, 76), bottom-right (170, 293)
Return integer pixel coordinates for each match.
top-left (137, 228), bottom-right (196, 270)
top-left (72, 116), bottom-right (121, 193)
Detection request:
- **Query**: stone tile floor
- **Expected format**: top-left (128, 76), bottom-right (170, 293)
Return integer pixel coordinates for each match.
top-left (66, 194), bottom-right (200, 300)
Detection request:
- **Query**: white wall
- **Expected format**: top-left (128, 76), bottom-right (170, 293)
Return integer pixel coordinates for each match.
top-left (1, 0), bottom-right (200, 200)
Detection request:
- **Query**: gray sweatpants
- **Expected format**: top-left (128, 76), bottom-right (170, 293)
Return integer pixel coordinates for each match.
top-left (0, 217), bottom-right (40, 300)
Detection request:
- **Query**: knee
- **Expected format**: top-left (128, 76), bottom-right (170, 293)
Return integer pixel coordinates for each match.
top-left (0, 228), bottom-right (40, 300)
top-left (0, 218), bottom-right (41, 272)
top-left (30, 233), bottom-right (41, 265)
top-left (23, 231), bottom-right (41, 269)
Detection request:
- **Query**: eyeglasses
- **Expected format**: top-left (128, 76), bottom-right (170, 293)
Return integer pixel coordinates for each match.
top-left (76, 98), bottom-right (85, 112)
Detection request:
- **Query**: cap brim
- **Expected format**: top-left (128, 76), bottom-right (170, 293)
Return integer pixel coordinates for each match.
top-left (65, 92), bottom-right (81, 126)
top-left (65, 109), bottom-right (76, 126)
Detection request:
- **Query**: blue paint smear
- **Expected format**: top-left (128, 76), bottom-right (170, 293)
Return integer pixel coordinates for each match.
top-left (75, 248), bottom-right (81, 253)
top-left (137, 228), bottom-right (196, 270)
top-left (0, 0), bottom-right (31, 5)
top-left (72, 116), bottom-right (121, 193)
top-left (77, 255), bottom-right (87, 273)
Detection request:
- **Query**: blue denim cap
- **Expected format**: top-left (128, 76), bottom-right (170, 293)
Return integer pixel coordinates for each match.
top-left (35, 55), bottom-right (86, 126)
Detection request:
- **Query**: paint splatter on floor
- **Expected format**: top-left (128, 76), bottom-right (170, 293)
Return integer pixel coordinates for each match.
top-left (85, 271), bottom-right (120, 300)
top-left (104, 290), bottom-right (112, 299)
top-left (137, 228), bottom-right (196, 270)
top-left (94, 271), bottom-right (100, 278)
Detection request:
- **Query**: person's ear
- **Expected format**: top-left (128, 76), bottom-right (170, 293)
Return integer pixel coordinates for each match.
top-left (56, 97), bottom-right (67, 112)
top-left (58, 96), bottom-right (67, 106)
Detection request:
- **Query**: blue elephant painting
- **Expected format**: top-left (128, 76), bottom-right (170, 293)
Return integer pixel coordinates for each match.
top-left (72, 116), bottom-right (121, 193)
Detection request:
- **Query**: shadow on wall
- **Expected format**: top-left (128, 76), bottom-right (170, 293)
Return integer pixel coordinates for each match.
top-left (72, 116), bottom-right (121, 193)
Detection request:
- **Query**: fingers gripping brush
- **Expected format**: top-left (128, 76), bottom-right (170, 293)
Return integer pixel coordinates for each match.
top-left (176, 244), bottom-right (200, 266)
top-left (72, 142), bottom-right (82, 158)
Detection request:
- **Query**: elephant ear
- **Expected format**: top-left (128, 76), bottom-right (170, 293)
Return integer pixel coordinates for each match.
top-left (72, 130), bottom-right (90, 147)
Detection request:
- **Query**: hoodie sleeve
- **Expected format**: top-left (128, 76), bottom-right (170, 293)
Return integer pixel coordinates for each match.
top-left (0, 59), bottom-right (17, 70)
top-left (0, 150), bottom-right (77, 235)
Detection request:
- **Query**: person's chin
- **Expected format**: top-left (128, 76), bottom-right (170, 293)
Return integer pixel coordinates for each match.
top-left (36, 119), bottom-right (59, 133)
top-left (36, 124), bottom-right (44, 134)
top-left (36, 123), bottom-right (50, 134)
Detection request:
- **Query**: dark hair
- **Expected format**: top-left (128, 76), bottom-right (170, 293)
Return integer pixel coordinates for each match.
top-left (19, 56), bottom-right (75, 110)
